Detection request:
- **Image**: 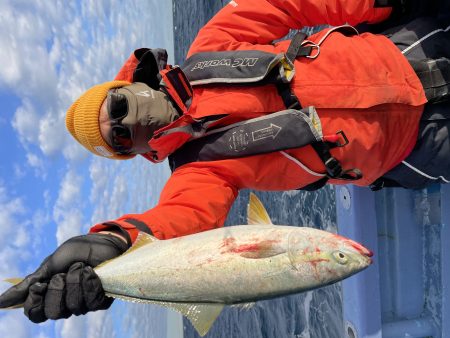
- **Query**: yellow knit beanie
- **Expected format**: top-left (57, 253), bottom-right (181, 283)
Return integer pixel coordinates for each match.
top-left (66, 80), bottom-right (136, 160)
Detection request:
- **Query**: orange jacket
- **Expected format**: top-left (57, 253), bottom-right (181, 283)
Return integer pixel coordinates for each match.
top-left (91, 0), bottom-right (427, 241)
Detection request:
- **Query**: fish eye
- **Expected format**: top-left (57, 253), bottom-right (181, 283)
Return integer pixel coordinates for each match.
top-left (332, 251), bottom-right (348, 265)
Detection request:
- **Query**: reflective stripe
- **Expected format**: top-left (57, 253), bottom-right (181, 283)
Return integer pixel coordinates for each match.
top-left (401, 160), bottom-right (450, 183)
top-left (402, 25), bottom-right (450, 55)
top-left (280, 151), bottom-right (325, 177)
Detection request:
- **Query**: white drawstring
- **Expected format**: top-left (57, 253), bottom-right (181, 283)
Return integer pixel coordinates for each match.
top-left (280, 151), bottom-right (325, 177)
top-left (402, 24), bottom-right (450, 55)
top-left (402, 160), bottom-right (450, 183)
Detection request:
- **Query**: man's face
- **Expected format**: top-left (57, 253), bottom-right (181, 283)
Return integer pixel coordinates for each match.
top-left (98, 94), bottom-right (139, 155)
top-left (98, 83), bottom-right (180, 156)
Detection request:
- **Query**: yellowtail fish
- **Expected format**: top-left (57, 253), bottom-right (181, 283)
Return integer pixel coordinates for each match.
top-left (93, 193), bottom-right (372, 336)
top-left (3, 193), bottom-right (372, 336)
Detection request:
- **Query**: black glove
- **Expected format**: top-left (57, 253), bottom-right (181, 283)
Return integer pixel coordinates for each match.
top-left (0, 233), bottom-right (129, 323)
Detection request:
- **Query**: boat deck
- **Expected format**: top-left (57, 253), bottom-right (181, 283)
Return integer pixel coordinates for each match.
top-left (336, 184), bottom-right (450, 338)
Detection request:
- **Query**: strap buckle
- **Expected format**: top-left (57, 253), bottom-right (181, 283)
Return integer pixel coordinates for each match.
top-left (301, 41), bottom-right (320, 59)
top-left (335, 130), bottom-right (349, 147)
top-left (324, 157), bottom-right (343, 178)
top-left (323, 130), bottom-right (349, 148)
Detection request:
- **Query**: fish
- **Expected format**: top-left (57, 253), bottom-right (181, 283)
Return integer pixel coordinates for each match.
top-left (3, 193), bottom-right (373, 336)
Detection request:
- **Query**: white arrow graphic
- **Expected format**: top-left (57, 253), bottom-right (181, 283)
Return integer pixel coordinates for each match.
top-left (252, 124), bottom-right (282, 141)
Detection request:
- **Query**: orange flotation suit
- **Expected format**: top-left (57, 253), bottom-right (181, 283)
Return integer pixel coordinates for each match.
top-left (91, 0), bottom-right (427, 242)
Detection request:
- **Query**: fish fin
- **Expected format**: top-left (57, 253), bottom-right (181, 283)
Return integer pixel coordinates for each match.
top-left (0, 278), bottom-right (25, 309)
top-left (4, 278), bottom-right (23, 285)
top-left (128, 232), bottom-right (158, 252)
top-left (171, 303), bottom-right (223, 337)
top-left (106, 292), bottom-right (223, 337)
top-left (96, 232), bottom-right (157, 270)
top-left (247, 192), bottom-right (273, 225)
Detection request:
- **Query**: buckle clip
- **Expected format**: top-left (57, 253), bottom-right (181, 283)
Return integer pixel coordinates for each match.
top-left (323, 130), bottom-right (349, 148)
top-left (324, 157), bottom-right (343, 178)
top-left (335, 130), bottom-right (349, 147)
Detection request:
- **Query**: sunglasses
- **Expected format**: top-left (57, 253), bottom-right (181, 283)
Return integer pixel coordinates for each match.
top-left (107, 89), bottom-right (133, 154)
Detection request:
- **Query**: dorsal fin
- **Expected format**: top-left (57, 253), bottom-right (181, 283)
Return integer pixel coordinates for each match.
top-left (247, 192), bottom-right (273, 225)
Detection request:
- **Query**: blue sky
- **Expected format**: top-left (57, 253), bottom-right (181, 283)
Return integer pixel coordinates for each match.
top-left (0, 1), bottom-right (180, 337)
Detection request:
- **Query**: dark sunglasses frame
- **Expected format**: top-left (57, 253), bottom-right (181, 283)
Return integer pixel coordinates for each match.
top-left (107, 89), bottom-right (133, 154)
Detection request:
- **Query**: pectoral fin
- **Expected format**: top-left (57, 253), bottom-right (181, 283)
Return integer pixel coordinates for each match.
top-left (105, 292), bottom-right (223, 337)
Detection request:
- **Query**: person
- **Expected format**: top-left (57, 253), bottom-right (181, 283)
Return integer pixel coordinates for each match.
top-left (1, 0), bottom-right (449, 323)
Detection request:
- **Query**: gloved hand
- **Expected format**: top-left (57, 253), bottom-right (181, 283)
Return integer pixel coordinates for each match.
top-left (0, 233), bottom-right (129, 323)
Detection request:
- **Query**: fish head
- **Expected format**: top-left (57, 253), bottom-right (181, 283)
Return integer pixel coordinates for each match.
top-left (287, 229), bottom-right (373, 288)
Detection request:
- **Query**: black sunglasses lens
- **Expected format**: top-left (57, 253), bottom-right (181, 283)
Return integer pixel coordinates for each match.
top-left (108, 92), bottom-right (128, 120)
top-left (111, 125), bottom-right (132, 153)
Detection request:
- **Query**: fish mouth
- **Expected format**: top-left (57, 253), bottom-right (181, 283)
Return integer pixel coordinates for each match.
top-left (346, 239), bottom-right (373, 258)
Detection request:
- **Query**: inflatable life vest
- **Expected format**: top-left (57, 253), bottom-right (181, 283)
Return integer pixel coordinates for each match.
top-left (135, 26), bottom-right (364, 190)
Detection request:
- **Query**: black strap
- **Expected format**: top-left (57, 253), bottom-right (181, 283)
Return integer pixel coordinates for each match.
top-left (300, 176), bottom-right (329, 191)
top-left (286, 32), bottom-right (313, 63)
top-left (369, 177), bottom-right (405, 191)
top-left (311, 142), bottom-right (363, 181)
top-left (124, 218), bottom-right (154, 235)
top-left (276, 32), bottom-right (312, 109)
top-left (99, 222), bottom-right (133, 247)
top-left (276, 83), bottom-right (302, 109)
top-left (373, 0), bottom-right (395, 7)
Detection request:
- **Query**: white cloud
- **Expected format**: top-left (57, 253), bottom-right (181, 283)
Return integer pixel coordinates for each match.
top-left (54, 309), bottom-right (115, 338)
top-left (62, 140), bottom-right (90, 163)
top-left (13, 227), bottom-right (30, 248)
top-left (88, 156), bottom-right (172, 226)
top-left (2, 0), bottom-right (175, 337)
top-left (11, 100), bottom-right (40, 145)
top-left (53, 170), bottom-right (86, 245)
top-left (0, 311), bottom-right (31, 338)
top-left (0, 185), bottom-right (26, 249)
top-left (0, 246), bottom-right (23, 283)
top-left (86, 311), bottom-right (115, 338)
top-left (88, 158), bottom-right (136, 227)
top-left (26, 153), bottom-right (46, 179)
top-left (5, 0), bottom-right (174, 165)
top-left (57, 316), bottom-right (86, 338)
top-left (38, 113), bottom-right (67, 157)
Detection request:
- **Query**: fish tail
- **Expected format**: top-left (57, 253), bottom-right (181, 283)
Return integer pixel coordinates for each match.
top-left (0, 278), bottom-right (25, 310)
